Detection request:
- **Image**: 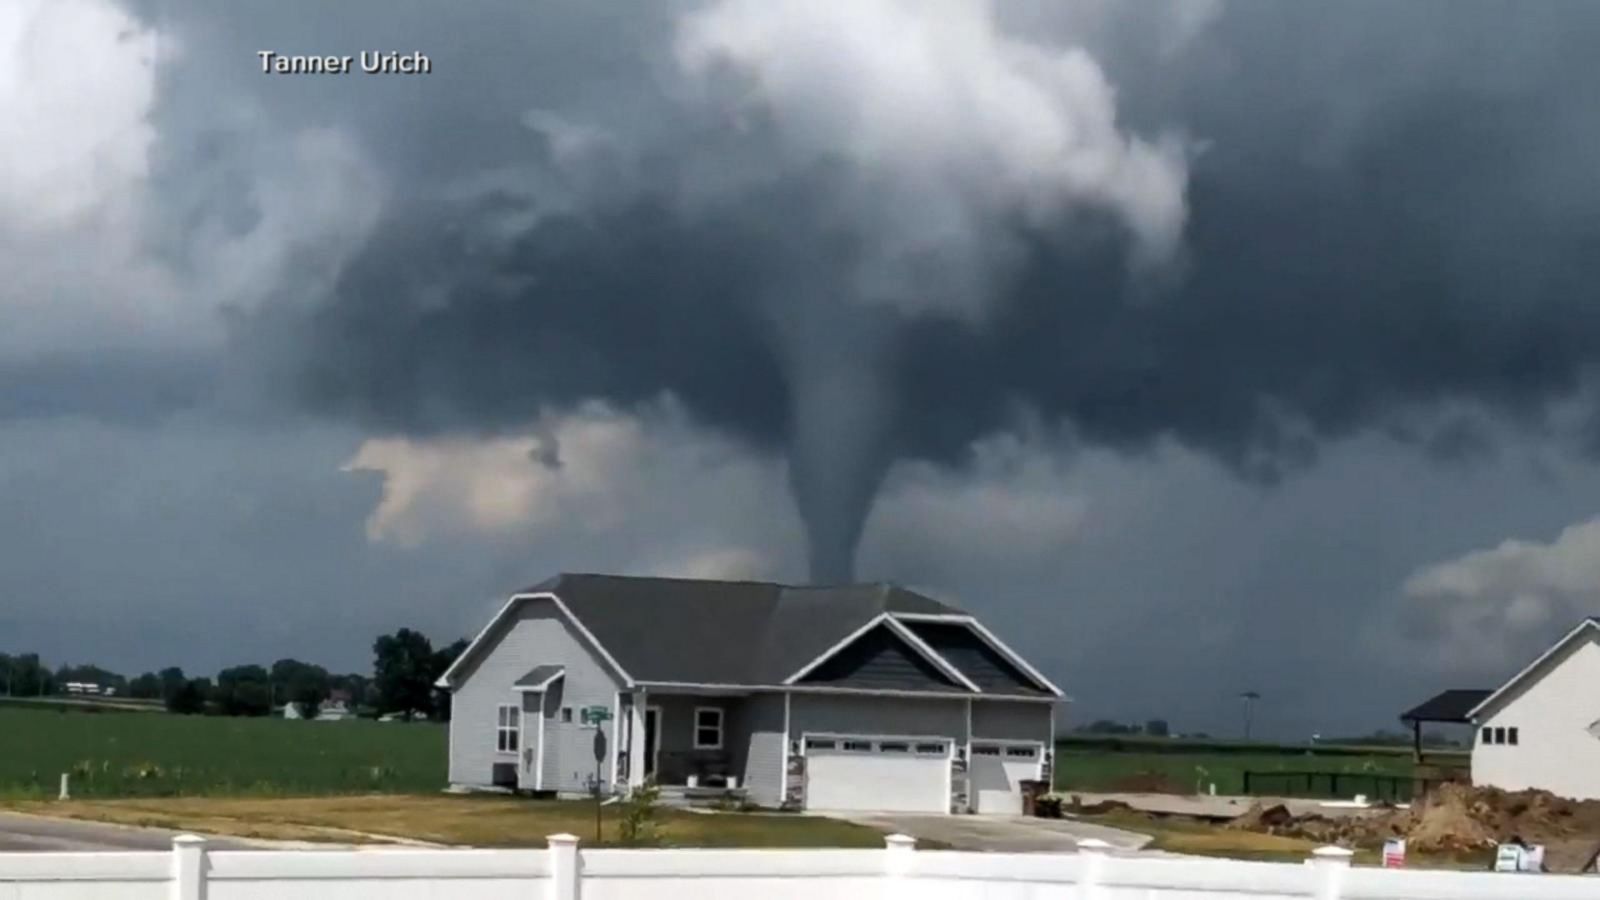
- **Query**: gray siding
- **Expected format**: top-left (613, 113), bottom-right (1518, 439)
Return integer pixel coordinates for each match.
top-left (448, 600), bottom-right (623, 792)
top-left (788, 692), bottom-right (967, 740)
top-left (971, 700), bottom-right (1052, 742)
top-left (798, 625), bottom-right (962, 691)
top-left (738, 694), bottom-right (786, 808)
top-left (902, 622), bottom-right (1048, 695)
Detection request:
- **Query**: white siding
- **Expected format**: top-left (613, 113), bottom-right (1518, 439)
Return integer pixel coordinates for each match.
top-left (1473, 629), bottom-right (1600, 800)
top-left (448, 600), bottom-right (624, 792)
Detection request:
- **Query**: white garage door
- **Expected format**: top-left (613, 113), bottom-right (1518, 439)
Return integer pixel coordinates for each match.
top-left (971, 743), bottom-right (1042, 814)
top-left (803, 737), bottom-right (950, 813)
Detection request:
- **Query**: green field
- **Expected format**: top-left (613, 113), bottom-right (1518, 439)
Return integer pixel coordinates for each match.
top-left (0, 707), bottom-right (445, 798)
top-left (1051, 735), bottom-right (1466, 798)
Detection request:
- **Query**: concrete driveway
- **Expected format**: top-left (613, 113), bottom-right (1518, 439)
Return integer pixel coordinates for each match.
top-left (0, 812), bottom-right (359, 853)
top-left (829, 812), bottom-right (1153, 853)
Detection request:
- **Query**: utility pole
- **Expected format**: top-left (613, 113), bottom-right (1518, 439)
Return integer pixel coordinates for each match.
top-left (1239, 691), bottom-right (1261, 740)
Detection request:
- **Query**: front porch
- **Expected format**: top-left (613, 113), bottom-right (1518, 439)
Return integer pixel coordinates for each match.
top-left (616, 690), bottom-right (755, 792)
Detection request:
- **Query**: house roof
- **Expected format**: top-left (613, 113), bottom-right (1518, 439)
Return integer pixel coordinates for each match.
top-left (438, 573), bottom-right (1061, 698)
top-left (1398, 689), bottom-right (1492, 724)
top-left (1466, 618), bottom-right (1600, 721)
top-left (514, 664), bottom-right (566, 690)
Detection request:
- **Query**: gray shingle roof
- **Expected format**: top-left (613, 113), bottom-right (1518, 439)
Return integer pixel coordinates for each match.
top-left (1398, 688), bottom-right (1492, 724)
top-left (535, 573), bottom-right (969, 687)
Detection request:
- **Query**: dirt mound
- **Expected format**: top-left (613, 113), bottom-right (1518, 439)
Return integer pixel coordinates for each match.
top-left (1229, 783), bottom-right (1600, 857)
top-left (1108, 772), bottom-right (1187, 794)
top-left (1226, 802), bottom-right (1294, 831)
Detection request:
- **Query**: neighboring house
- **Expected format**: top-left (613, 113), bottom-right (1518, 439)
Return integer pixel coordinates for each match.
top-left (1467, 618), bottom-right (1600, 800)
top-left (436, 573), bottom-right (1065, 815)
top-left (281, 702), bottom-right (305, 720)
top-left (316, 692), bottom-right (353, 721)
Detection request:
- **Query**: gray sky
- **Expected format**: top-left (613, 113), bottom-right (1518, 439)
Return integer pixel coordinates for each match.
top-left (5, 0), bottom-right (1600, 738)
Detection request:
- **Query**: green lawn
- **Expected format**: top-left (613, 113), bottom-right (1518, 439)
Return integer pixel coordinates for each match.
top-left (0, 707), bottom-right (444, 798)
top-left (1052, 738), bottom-right (1463, 798)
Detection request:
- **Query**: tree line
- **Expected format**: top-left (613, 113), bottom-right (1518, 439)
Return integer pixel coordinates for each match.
top-left (0, 628), bottom-right (469, 722)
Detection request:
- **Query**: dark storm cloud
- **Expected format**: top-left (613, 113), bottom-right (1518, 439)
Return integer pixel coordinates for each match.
top-left (79, 0), bottom-right (1600, 579)
top-left (259, 11), bottom-right (1599, 441)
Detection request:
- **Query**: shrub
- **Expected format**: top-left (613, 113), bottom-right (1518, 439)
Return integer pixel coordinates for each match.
top-left (618, 779), bottom-right (663, 846)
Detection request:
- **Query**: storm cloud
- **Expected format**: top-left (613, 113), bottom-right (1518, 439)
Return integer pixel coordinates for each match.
top-left (7, 0), bottom-right (1600, 731)
top-left (227, 0), bottom-right (1600, 580)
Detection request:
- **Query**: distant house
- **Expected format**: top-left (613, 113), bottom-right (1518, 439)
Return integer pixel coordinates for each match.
top-left (1466, 618), bottom-right (1600, 800)
top-left (316, 692), bottom-right (353, 721)
top-left (280, 702), bottom-right (305, 720)
top-left (436, 574), bottom-right (1064, 814)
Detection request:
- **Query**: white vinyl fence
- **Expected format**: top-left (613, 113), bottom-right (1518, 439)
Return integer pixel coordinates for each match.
top-left (1, 832), bottom-right (1595, 899)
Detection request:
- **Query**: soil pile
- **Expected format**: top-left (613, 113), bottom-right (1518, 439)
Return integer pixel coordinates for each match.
top-left (1229, 783), bottom-right (1600, 856)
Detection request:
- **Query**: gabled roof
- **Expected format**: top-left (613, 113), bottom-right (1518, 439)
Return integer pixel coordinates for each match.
top-left (436, 573), bottom-right (1061, 698)
top-left (1466, 618), bottom-right (1600, 721)
top-left (1399, 689), bottom-right (1492, 724)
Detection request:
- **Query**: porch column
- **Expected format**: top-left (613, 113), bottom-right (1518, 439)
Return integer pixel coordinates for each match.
top-left (629, 688), bottom-right (648, 788)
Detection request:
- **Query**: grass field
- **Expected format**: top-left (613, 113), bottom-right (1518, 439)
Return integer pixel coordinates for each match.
top-left (14, 795), bottom-right (888, 848)
top-left (0, 707), bottom-right (444, 798)
top-left (1052, 736), bottom-right (1467, 798)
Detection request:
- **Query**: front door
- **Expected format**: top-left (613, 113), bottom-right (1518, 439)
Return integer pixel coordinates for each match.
top-left (644, 707), bottom-right (661, 779)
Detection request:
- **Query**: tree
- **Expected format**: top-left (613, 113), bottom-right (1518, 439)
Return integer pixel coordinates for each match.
top-left (270, 658), bottom-right (331, 713)
top-left (1145, 719), bottom-right (1170, 738)
top-left (9, 654), bottom-right (51, 696)
top-left (429, 638), bottom-right (470, 721)
top-left (158, 667), bottom-right (188, 705)
top-left (168, 678), bottom-right (210, 715)
top-left (214, 665), bottom-right (272, 716)
top-left (128, 672), bottom-right (163, 699)
top-left (373, 628), bottom-right (435, 720)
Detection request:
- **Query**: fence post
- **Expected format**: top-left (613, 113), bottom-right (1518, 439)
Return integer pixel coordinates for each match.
top-left (58, 773), bottom-right (69, 800)
top-left (1076, 837), bottom-right (1111, 899)
top-left (547, 833), bottom-right (579, 900)
top-left (170, 834), bottom-right (206, 900)
top-left (1310, 846), bottom-right (1353, 900)
top-left (883, 833), bottom-right (916, 898)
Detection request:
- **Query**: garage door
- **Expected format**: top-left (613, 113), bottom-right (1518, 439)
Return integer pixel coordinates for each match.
top-left (803, 737), bottom-right (950, 813)
top-left (971, 743), bottom-right (1041, 814)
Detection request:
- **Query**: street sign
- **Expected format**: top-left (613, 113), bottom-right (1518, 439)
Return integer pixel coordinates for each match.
top-left (581, 705), bottom-right (612, 726)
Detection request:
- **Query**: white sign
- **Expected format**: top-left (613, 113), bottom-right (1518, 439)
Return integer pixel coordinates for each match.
top-left (1381, 839), bottom-right (1405, 868)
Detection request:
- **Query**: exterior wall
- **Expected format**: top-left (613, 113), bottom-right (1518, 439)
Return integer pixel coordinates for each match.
top-left (971, 700), bottom-right (1052, 743)
top-left (1473, 630), bottom-right (1600, 800)
top-left (736, 693), bottom-right (786, 808)
top-left (447, 600), bottom-right (623, 792)
top-left (639, 694), bottom-right (748, 787)
top-left (798, 626), bottom-right (960, 691)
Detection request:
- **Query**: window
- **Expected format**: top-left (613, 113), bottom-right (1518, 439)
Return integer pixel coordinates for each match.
top-left (842, 740), bottom-right (873, 752)
top-left (560, 707), bottom-right (572, 723)
top-left (694, 707), bottom-right (724, 750)
top-left (496, 705), bottom-right (520, 753)
top-left (878, 741), bottom-right (910, 753)
top-left (1481, 726), bottom-right (1491, 744)
top-left (1493, 726), bottom-right (1506, 745)
top-left (914, 743), bottom-right (947, 755)
top-left (805, 738), bottom-right (837, 751)
top-left (1006, 746), bottom-right (1038, 759)
top-left (972, 745), bottom-right (1001, 756)
top-left (1508, 727), bottom-right (1519, 746)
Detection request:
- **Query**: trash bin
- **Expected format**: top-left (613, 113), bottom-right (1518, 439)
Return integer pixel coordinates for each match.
top-left (1020, 779), bottom-right (1047, 817)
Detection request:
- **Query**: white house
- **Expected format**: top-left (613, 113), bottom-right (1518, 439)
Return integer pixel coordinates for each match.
top-left (1468, 617), bottom-right (1600, 800)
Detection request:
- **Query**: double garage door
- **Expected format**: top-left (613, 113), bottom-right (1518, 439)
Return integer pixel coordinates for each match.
top-left (802, 736), bottom-right (951, 813)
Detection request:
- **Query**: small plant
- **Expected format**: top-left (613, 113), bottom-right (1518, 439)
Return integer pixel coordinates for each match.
top-left (618, 779), bottom-right (663, 846)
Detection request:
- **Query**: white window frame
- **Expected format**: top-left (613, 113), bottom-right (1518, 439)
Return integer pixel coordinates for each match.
top-left (496, 704), bottom-right (520, 754)
top-left (693, 706), bottom-right (725, 750)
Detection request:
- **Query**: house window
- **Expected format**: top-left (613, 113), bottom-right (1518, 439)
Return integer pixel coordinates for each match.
top-left (560, 707), bottom-right (572, 723)
top-left (1481, 726), bottom-right (1491, 744)
top-left (842, 739), bottom-right (873, 752)
top-left (878, 742), bottom-right (910, 753)
top-left (496, 705), bottom-right (520, 753)
top-left (1508, 727), bottom-right (1519, 746)
top-left (1006, 746), bottom-right (1039, 759)
top-left (1493, 726), bottom-right (1506, 745)
top-left (694, 707), bottom-right (724, 750)
top-left (914, 743), bottom-right (947, 755)
top-left (972, 745), bottom-right (1001, 756)
top-left (805, 738), bottom-right (837, 751)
